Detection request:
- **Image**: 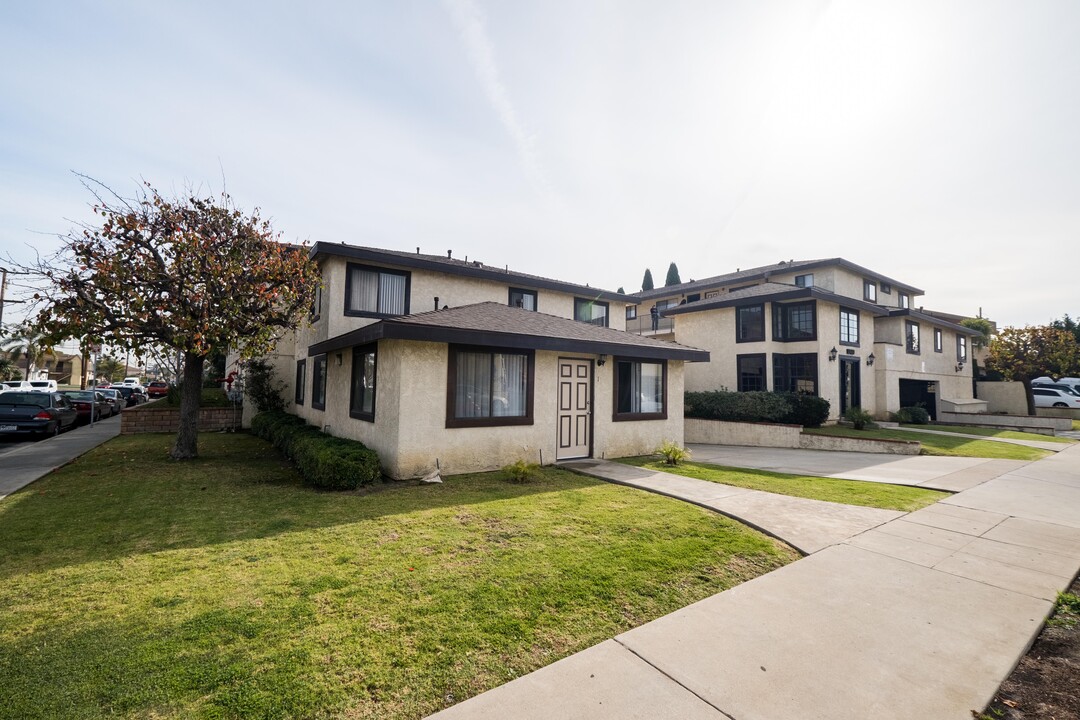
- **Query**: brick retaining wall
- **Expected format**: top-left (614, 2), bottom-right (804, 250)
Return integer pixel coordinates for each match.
top-left (120, 403), bottom-right (242, 434)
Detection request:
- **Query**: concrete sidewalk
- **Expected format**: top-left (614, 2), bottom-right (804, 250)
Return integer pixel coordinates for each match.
top-left (891, 425), bottom-right (1070, 452)
top-left (429, 446), bottom-right (1080, 720)
top-left (560, 458), bottom-right (902, 554)
top-left (0, 417), bottom-right (121, 500)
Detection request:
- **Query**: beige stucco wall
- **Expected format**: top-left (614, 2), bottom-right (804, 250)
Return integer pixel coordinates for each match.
top-left (298, 339), bottom-right (684, 479)
top-left (676, 300), bottom-right (878, 420)
top-left (871, 316), bottom-right (974, 418)
top-left (975, 381), bottom-right (1029, 414)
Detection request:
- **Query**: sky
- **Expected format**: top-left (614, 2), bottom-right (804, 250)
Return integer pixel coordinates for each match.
top-left (2, 0), bottom-right (1078, 331)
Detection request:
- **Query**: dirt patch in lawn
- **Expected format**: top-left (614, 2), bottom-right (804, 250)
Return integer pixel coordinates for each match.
top-left (978, 576), bottom-right (1080, 719)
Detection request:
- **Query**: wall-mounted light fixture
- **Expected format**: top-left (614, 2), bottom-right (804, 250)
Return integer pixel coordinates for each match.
top-left (597, 354), bottom-right (607, 367)
top-left (828, 347), bottom-right (838, 362)
top-left (866, 353), bottom-right (875, 367)
top-left (955, 361), bottom-right (965, 372)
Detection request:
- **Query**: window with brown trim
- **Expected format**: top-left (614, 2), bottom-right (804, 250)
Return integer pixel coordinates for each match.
top-left (613, 358), bottom-right (667, 421)
top-left (349, 344), bottom-right (377, 421)
top-left (839, 307), bottom-right (859, 346)
top-left (344, 263), bottom-right (410, 317)
top-left (737, 354), bottom-right (767, 392)
top-left (957, 335), bottom-right (968, 362)
top-left (773, 301), bottom-right (817, 341)
top-left (934, 328), bottom-right (943, 353)
top-left (772, 353), bottom-right (818, 396)
top-left (906, 321), bottom-right (921, 354)
top-left (508, 288), bottom-right (537, 311)
top-left (446, 346), bottom-right (534, 428)
top-left (311, 355), bottom-right (327, 410)
top-left (295, 359), bottom-right (306, 406)
top-left (736, 303), bottom-right (765, 342)
top-left (574, 298), bottom-right (609, 327)
top-left (864, 280), bottom-right (877, 302)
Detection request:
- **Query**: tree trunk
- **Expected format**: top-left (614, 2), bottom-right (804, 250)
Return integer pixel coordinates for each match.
top-left (171, 352), bottom-right (206, 460)
top-left (1021, 378), bottom-right (1036, 417)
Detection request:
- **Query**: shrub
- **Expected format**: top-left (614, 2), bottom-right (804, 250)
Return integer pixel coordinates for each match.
top-left (656, 440), bottom-right (691, 465)
top-left (843, 406), bottom-right (874, 430)
top-left (891, 406), bottom-right (930, 424)
top-left (251, 411), bottom-right (381, 490)
top-left (243, 358), bottom-right (288, 414)
top-left (502, 459), bottom-right (539, 483)
top-left (165, 385), bottom-right (233, 407)
top-left (685, 390), bottom-right (830, 427)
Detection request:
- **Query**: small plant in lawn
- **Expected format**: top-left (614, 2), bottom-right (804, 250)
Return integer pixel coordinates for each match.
top-left (502, 459), bottom-right (539, 483)
top-left (1048, 591), bottom-right (1080, 629)
top-left (843, 406), bottom-right (875, 430)
top-left (656, 440), bottom-right (691, 465)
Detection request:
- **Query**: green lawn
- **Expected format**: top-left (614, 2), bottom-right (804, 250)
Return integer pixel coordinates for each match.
top-left (619, 458), bottom-right (946, 512)
top-left (1073, 419), bottom-right (1080, 431)
top-left (0, 434), bottom-right (797, 720)
top-left (901, 423), bottom-right (1075, 444)
top-left (803, 426), bottom-right (1051, 461)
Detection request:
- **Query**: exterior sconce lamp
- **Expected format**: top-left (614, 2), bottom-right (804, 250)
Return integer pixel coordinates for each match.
top-left (866, 353), bottom-right (875, 367)
top-left (955, 361), bottom-right (965, 372)
top-left (828, 347), bottom-right (838, 362)
top-left (597, 354), bottom-right (607, 367)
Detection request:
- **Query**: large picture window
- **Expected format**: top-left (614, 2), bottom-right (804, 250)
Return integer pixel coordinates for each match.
top-left (350, 345), bottom-right (377, 421)
top-left (737, 354), bottom-right (767, 392)
top-left (613, 359), bottom-right (666, 420)
top-left (311, 354), bottom-right (327, 410)
top-left (508, 288), bottom-right (537, 311)
top-left (447, 346), bottom-right (534, 428)
top-left (773, 301), bottom-right (817, 341)
top-left (736, 304), bottom-right (765, 342)
top-left (345, 263), bottom-right (409, 317)
top-left (839, 308), bottom-right (859, 346)
top-left (574, 298), bottom-right (609, 327)
top-left (295, 359), bottom-right (306, 406)
top-left (906, 321), bottom-right (921, 354)
top-left (773, 353), bottom-right (818, 395)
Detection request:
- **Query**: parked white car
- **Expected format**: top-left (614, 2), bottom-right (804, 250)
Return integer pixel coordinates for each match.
top-left (1, 380), bottom-right (35, 393)
top-left (122, 376), bottom-right (142, 386)
top-left (28, 380), bottom-right (59, 393)
top-left (1032, 387), bottom-right (1080, 409)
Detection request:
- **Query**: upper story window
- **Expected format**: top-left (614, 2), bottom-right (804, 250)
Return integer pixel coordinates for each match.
top-left (899, 293), bottom-right (910, 309)
top-left (880, 282), bottom-right (892, 295)
top-left (704, 291), bottom-right (720, 299)
top-left (310, 283), bottom-right (323, 320)
top-left (447, 346), bottom-right (534, 428)
top-left (625, 305), bottom-right (637, 320)
top-left (773, 301), bottom-right (817, 342)
top-left (350, 344), bottom-right (377, 421)
top-left (794, 274), bottom-right (814, 288)
top-left (957, 335), bottom-right (968, 362)
top-left (613, 359), bottom-right (666, 420)
top-left (934, 328), bottom-right (943, 353)
top-left (839, 308), bottom-right (859, 345)
top-left (736, 303), bottom-right (765, 342)
top-left (863, 280), bottom-right (877, 303)
top-left (345, 263), bottom-right (410, 317)
top-left (574, 298), bottom-right (609, 327)
top-left (508, 288), bottom-right (537, 311)
top-left (905, 321), bottom-right (921, 354)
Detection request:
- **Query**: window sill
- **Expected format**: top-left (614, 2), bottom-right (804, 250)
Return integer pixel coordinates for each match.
top-left (344, 309), bottom-right (407, 319)
top-left (349, 410), bottom-right (375, 422)
top-left (612, 411), bottom-right (668, 422)
top-left (311, 402), bottom-right (326, 411)
top-left (446, 416), bottom-right (533, 429)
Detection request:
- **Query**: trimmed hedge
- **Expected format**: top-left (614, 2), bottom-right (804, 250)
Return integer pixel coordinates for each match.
top-left (685, 390), bottom-right (831, 427)
top-left (251, 411), bottom-right (382, 490)
top-left (891, 406), bottom-right (930, 424)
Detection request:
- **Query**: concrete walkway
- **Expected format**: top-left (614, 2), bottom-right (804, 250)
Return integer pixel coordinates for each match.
top-left (891, 425), bottom-right (1070, 452)
top-left (0, 416), bottom-right (121, 500)
top-left (429, 445), bottom-right (1080, 720)
top-left (560, 458), bottom-right (902, 555)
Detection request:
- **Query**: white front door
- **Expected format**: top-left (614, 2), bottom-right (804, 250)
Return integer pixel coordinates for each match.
top-left (557, 358), bottom-right (592, 460)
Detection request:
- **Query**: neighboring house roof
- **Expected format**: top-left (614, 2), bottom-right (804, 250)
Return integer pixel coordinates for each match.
top-left (661, 283), bottom-right (890, 317)
top-left (308, 302), bottom-right (709, 362)
top-left (920, 309), bottom-right (997, 333)
top-left (310, 242), bottom-right (635, 303)
top-left (631, 258), bottom-right (923, 301)
top-left (885, 309), bottom-right (984, 336)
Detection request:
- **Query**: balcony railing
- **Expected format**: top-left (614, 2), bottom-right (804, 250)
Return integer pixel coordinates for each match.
top-left (625, 316), bottom-right (675, 336)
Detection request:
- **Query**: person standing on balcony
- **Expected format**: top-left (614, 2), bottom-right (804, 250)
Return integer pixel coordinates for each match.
top-left (650, 305), bottom-right (659, 331)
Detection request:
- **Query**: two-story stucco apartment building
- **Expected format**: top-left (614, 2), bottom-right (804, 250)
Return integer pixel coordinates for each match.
top-left (626, 258), bottom-right (983, 422)
top-left (247, 243), bottom-right (708, 479)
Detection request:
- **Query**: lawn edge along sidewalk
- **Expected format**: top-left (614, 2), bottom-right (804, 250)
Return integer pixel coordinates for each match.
top-left (0, 418), bottom-right (121, 500)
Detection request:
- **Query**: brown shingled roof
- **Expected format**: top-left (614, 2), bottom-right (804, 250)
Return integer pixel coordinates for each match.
top-left (309, 302), bottom-right (709, 361)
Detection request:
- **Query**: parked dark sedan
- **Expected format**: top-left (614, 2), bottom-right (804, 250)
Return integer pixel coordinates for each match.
top-left (0, 391), bottom-right (79, 438)
top-left (114, 386), bottom-right (148, 407)
top-left (61, 390), bottom-right (112, 423)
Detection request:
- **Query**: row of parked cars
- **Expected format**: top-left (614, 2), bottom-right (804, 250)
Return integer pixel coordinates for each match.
top-left (1030, 377), bottom-right (1080, 409)
top-left (0, 379), bottom-right (168, 440)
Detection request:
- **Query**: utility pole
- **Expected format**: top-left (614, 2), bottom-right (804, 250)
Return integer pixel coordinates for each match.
top-left (0, 267), bottom-right (7, 329)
